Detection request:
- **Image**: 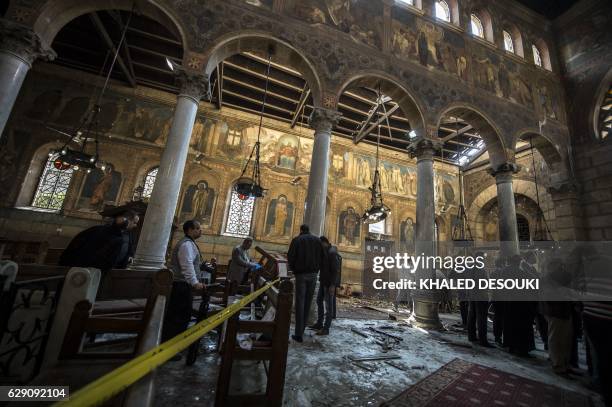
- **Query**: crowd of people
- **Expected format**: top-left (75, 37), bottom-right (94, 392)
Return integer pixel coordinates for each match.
top-left (450, 250), bottom-right (611, 405)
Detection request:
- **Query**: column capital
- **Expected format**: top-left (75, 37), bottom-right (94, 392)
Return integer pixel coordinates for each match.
top-left (0, 19), bottom-right (56, 65)
top-left (488, 162), bottom-right (519, 183)
top-left (309, 107), bottom-right (341, 133)
top-left (407, 137), bottom-right (443, 160)
top-left (175, 68), bottom-right (210, 103)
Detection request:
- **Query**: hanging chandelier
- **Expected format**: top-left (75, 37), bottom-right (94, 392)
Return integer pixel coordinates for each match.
top-left (362, 86), bottom-right (391, 224)
top-left (47, 7), bottom-right (135, 173)
top-left (234, 47), bottom-right (274, 200)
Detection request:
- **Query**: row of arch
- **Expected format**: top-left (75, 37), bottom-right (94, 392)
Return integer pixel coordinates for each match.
top-left (398, 0), bottom-right (551, 70)
top-left (7, 0), bottom-right (568, 173)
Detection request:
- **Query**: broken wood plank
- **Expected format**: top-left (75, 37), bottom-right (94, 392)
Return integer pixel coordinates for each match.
top-left (384, 360), bottom-right (407, 371)
top-left (367, 327), bottom-right (404, 341)
top-left (349, 354), bottom-right (401, 362)
top-left (350, 328), bottom-right (370, 338)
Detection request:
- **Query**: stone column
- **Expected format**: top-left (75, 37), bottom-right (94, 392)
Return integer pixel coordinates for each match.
top-left (488, 163), bottom-right (520, 255)
top-left (548, 181), bottom-right (585, 240)
top-left (131, 70), bottom-right (209, 270)
top-left (0, 19), bottom-right (56, 138)
top-left (408, 137), bottom-right (443, 329)
top-left (303, 107), bottom-right (341, 236)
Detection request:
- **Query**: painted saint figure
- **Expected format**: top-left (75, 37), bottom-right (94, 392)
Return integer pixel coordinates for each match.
top-left (192, 181), bottom-right (211, 221)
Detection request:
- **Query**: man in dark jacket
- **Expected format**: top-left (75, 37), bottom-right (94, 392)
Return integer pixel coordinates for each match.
top-left (310, 236), bottom-right (338, 335)
top-left (287, 224), bottom-right (325, 342)
top-left (59, 210), bottom-right (139, 271)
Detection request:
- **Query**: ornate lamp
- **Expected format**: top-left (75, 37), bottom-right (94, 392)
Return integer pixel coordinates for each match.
top-left (362, 90), bottom-right (391, 224)
top-left (234, 47), bottom-right (275, 200)
top-left (47, 9), bottom-right (135, 173)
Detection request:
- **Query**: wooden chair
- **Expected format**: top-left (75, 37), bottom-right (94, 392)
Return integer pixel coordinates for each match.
top-left (215, 277), bottom-right (293, 407)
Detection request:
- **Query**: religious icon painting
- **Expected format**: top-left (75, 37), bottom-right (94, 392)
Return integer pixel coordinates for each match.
top-left (264, 194), bottom-right (294, 238)
top-left (338, 206), bottom-right (361, 247)
top-left (180, 180), bottom-right (216, 226)
top-left (77, 165), bottom-right (122, 212)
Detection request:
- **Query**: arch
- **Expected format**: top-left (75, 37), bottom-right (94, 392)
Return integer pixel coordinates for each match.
top-left (532, 38), bottom-right (552, 71)
top-left (436, 103), bottom-right (509, 168)
top-left (502, 24), bottom-right (524, 58)
top-left (515, 129), bottom-right (564, 169)
top-left (202, 32), bottom-right (323, 107)
top-left (336, 71), bottom-right (427, 137)
top-left (33, 0), bottom-right (188, 53)
top-left (467, 179), bottom-right (556, 241)
top-left (470, 10), bottom-right (493, 43)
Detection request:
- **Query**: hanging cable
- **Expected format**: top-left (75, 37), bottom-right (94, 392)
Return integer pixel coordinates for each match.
top-left (529, 137), bottom-right (553, 240)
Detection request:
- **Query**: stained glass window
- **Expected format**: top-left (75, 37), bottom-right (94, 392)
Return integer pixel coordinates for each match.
top-left (435, 1), bottom-right (450, 22)
top-left (532, 45), bottom-right (542, 67)
top-left (31, 154), bottom-right (74, 210)
top-left (470, 14), bottom-right (484, 38)
top-left (599, 84), bottom-right (611, 140)
top-left (142, 167), bottom-right (158, 199)
top-left (224, 189), bottom-right (255, 237)
top-left (503, 31), bottom-right (515, 53)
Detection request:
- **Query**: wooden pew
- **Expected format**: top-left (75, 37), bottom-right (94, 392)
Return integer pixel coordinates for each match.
top-left (215, 276), bottom-right (293, 407)
top-left (30, 269), bottom-right (172, 406)
top-left (0, 240), bottom-right (49, 264)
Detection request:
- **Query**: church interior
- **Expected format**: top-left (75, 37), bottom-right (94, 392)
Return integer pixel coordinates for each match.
top-left (0, 0), bottom-right (611, 405)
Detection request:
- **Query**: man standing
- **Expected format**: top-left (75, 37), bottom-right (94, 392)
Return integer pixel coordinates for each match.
top-left (59, 210), bottom-right (139, 271)
top-left (310, 236), bottom-right (338, 335)
top-left (162, 220), bottom-right (204, 349)
top-left (287, 224), bottom-right (325, 342)
top-left (227, 237), bottom-right (259, 284)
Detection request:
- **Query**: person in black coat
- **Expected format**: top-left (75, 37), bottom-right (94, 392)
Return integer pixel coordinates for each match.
top-left (310, 236), bottom-right (339, 335)
top-left (59, 210), bottom-right (139, 271)
top-left (287, 224), bottom-right (325, 342)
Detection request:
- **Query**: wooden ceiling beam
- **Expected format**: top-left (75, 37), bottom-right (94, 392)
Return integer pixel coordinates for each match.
top-left (89, 12), bottom-right (136, 87)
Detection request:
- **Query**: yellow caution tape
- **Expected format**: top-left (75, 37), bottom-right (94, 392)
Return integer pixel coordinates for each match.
top-left (55, 278), bottom-right (280, 407)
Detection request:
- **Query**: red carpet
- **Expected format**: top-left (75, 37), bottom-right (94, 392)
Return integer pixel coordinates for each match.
top-left (382, 358), bottom-right (591, 407)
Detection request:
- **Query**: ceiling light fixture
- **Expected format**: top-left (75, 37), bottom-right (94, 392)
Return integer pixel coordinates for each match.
top-left (234, 45), bottom-right (275, 200)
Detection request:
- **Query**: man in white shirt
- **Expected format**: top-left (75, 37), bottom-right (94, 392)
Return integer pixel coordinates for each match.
top-left (162, 220), bottom-right (204, 353)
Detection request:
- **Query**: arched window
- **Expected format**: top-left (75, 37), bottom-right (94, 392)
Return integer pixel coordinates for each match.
top-left (31, 154), bottom-right (74, 210)
top-left (435, 1), bottom-right (450, 22)
top-left (598, 84), bottom-right (612, 140)
top-left (142, 167), bottom-right (158, 199)
top-left (470, 14), bottom-right (484, 38)
top-left (503, 30), bottom-right (514, 53)
top-left (224, 188), bottom-right (256, 237)
top-left (532, 44), bottom-right (543, 67)
top-left (532, 40), bottom-right (552, 70)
